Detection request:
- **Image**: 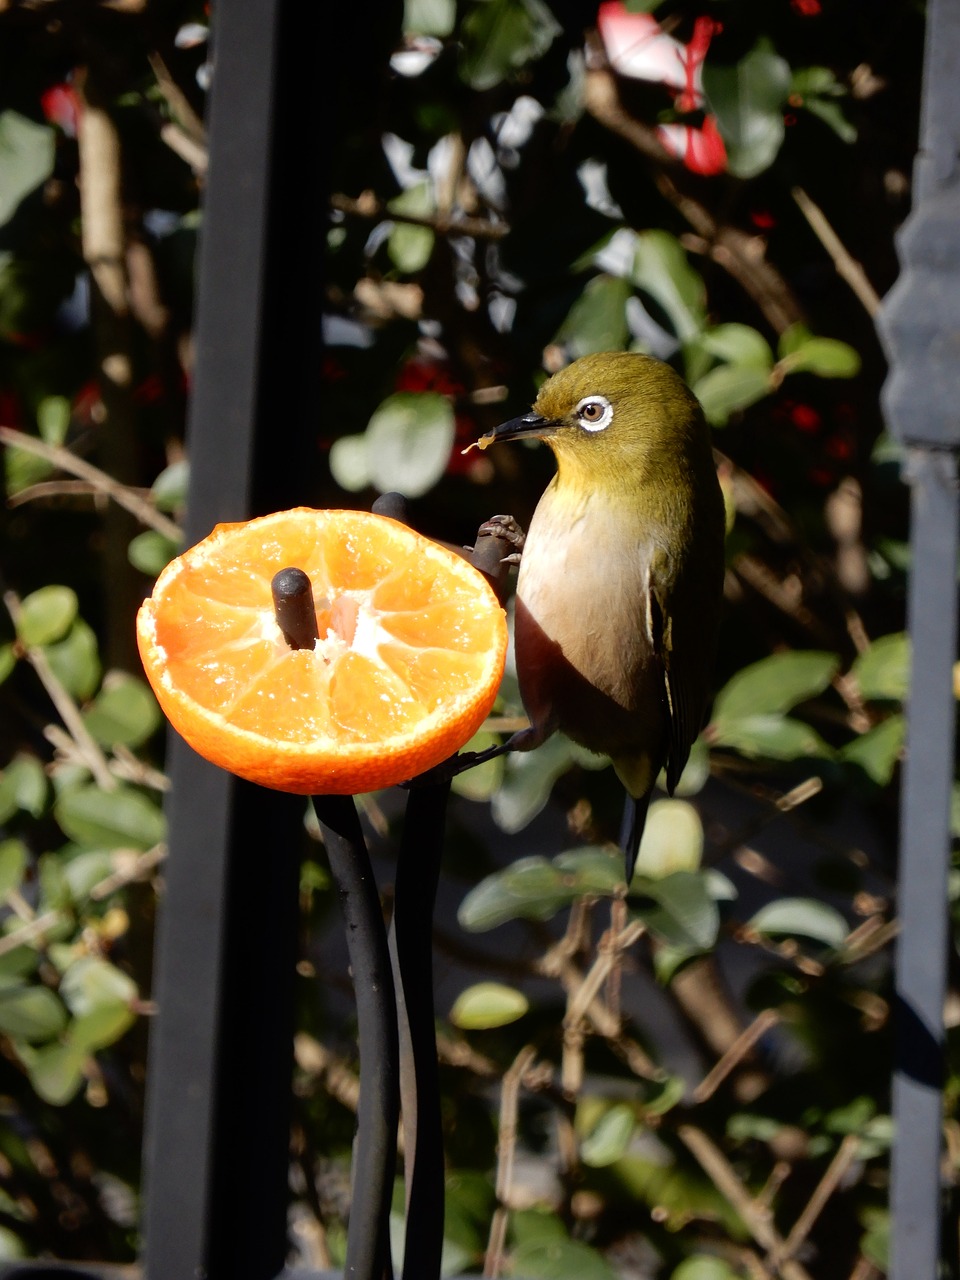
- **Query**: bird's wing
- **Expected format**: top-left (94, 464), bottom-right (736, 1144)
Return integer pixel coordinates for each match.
top-left (648, 578), bottom-right (701, 795)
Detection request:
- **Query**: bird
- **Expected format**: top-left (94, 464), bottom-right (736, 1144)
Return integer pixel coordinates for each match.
top-left (469, 351), bottom-right (725, 882)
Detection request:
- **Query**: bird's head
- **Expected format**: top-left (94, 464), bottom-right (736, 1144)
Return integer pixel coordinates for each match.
top-left (477, 352), bottom-right (708, 495)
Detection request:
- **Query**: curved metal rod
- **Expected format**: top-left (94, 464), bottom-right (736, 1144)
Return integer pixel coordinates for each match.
top-left (390, 780), bottom-right (450, 1280)
top-left (312, 793), bottom-right (399, 1280)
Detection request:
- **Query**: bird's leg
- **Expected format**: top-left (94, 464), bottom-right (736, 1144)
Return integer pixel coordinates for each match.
top-left (477, 513), bottom-right (526, 565)
top-left (404, 723), bottom-right (549, 788)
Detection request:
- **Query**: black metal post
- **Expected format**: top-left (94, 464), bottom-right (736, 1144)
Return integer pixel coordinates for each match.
top-left (140, 0), bottom-right (327, 1275)
top-left (879, 2), bottom-right (960, 1274)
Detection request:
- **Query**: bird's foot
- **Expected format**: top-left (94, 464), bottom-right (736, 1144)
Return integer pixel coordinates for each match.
top-left (402, 723), bottom-right (543, 789)
top-left (478, 514), bottom-right (526, 564)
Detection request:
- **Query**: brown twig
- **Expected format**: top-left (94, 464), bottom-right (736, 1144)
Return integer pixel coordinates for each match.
top-left (0, 427), bottom-right (182, 541)
top-left (678, 1125), bottom-right (815, 1280)
top-left (331, 190), bottom-right (508, 241)
top-left (791, 187), bottom-right (881, 318)
top-left (484, 1045), bottom-right (538, 1279)
top-left (769, 1134), bottom-right (861, 1269)
top-left (692, 1009), bottom-right (782, 1104)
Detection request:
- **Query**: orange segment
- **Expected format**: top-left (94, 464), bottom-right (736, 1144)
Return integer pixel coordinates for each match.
top-left (136, 507), bottom-right (508, 794)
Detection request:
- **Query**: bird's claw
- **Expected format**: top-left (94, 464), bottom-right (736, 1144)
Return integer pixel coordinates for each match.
top-left (478, 514), bottom-right (526, 558)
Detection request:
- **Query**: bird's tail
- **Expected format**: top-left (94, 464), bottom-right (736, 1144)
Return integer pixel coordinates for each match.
top-left (620, 790), bottom-right (652, 884)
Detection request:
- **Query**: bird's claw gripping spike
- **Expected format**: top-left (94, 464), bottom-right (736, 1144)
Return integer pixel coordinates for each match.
top-left (478, 513), bottom-right (526, 553)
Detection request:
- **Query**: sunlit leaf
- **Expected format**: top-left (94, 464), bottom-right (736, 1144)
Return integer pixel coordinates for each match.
top-left (458, 856), bottom-right (571, 931)
top-left (0, 840), bottom-right (27, 902)
top-left (404, 0), bottom-right (456, 36)
top-left (44, 618), bottom-right (101, 702)
top-left (631, 231), bottom-right (706, 343)
top-left (693, 363), bottom-right (771, 426)
top-left (671, 1256), bottom-right (741, 1280)
top-left (328, 433), bottom-right (371, 492)
top-left (633, 798), bottom-right (704, 879)
top-left (840, 715), bottom-right (904, 786)
top-left (60, 955), bottom-right (137, 1018)
top-left (55, 783), bottom-right (166, 851)
top-left (511, 1233), bottom-right (619, 1279)
top-left (781, 336), bottom-right (861, 378)
top-left (0, 754), bottom-right (47, 820)
top-left (580, 1103), bottom-right (636, 1167)
top-left (0, 986), bottom-right (68, 1041)
top-left (150, 459), bottom-right (189, 512)
top-left (82, 672), bottom-right (162, 749)
top-left (364, 392), bottom-right (455, 498)
top-left (17, 585), bottom-right (77, 647)
top-left (387, 182), bottom-right (436, 273)
top-left (459, 0), bottom-right (561, 91)
top-left (712, 714), bottom-right (832, 761)
top-left (713, 651), bottom-right (840, 723)
top-left (69, 1003), bottom-right (136, 1053)
top-left (749, 897), bottom-right (848, 948)
top-left (851, 632), bottom-right (909, 702)
top-left (697, 323), bottom-right (774, 371)
top-left (27, 1041), bottom-right (87, 1105)
top-left (0, 111), bottom-right (55, 228)
top-left (631, 870), bottom-right (719, 951)
top-left (703, 42), bottom-right (791, 178)
top-left (556, 274), bottom-right (631, 357)
top-left (450, 981), bottom-right (529, 1029)
top-left (129, 531), bottom-right (181, 576)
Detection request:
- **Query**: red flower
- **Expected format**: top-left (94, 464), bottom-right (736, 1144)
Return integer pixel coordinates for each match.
top-left (597, 3), bottom-right (726, 176)
top-left (40, 84), bottom-right (79, 137)
top-left (657, 114), bottom-right (727, 177)
top-left (791, 0), bottom-right (822, 15)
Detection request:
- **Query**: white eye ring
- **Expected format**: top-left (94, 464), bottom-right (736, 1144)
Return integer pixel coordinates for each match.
top-left (576, 394), bottom-right (613, 433)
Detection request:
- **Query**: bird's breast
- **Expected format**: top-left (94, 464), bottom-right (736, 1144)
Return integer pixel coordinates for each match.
top-left (514, 488), bottom-right (664, 754)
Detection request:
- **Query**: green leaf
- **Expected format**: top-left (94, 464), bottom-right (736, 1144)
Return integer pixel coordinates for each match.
top-left (712, 714), bottom-right (832, 761)
top-left (693, 363), bottom-right (771, 426)
top-left (0, 643), bottom-right (15, 686)
top-left (459, 0), bottom-right (561, 91)
top-left (150, 459), bottom-right (189, 513)
top-left (556, 274), bottom-right (631, 357)
top-left (0, 985), bottom-right (68, 1041)
top-left (632, 871), bottom-right (719, 951)
top-left (328, 433), bottom-right (371, 492)
top-left (633, 799), bottom-right (704, 880)
top-left (387, 182), bottom-right (436, 273)
top-left (44, 618), bottom-right (101, 702)
top-left (643, 1074), bottom-right (686, 1116)
top-left (580, 1103), bottom-right (636, 1167)
top-left (62, 850), bottom-right (114, 902)
top-left (0, 754), bottom-right (47, 821)
top-left (17, 585), bottom-right (78, 647)
top-left (804, 96), bottom-right (857, 143)
top-left (713, 651), bottom-right (840, 724)
top-left (70, 1003), bottom-right (136, 1053)
top-left (450, 981), bottom-right (529, 1029)
top-left (60, 955), bottom-right (137, 1018)
top-left (128, 530), bottom-right (181, 576)
top-left (781, 337), bottom-right (861, 378)
top-left (778, 323), bottom-right (814, 358)
top-left (511, 1234), bottom-right (619, 1279)
top-left (631, 231), bottom-right (706, 343)
top-left (364, 392), bottom-right (455, 498)
top-left (851, 632), bottom-right (909, 702)
top-left (0, 111), bottom-right (55, 228)
top-left (703, 42), bottom-right (791, 178)
top-left (458, 856), bottom-right (572, 931)
top-left (55, 783), bottom-right (166, 850)
top-left (82, 672), bottom-right (162, 749)
top-left (492, 734), bottom-right (587, 833)
top-left (450, 730), bottom-right (505, 801)
top-left (27, 1042), bottom-right (86, 1105)
top-left (553, 846), bottom-right (623, 895)
top-left (0, 840), bottom-right (27, 902)
top-left (404, 0), bottom-right (456, 36)
top-left (697, 324), bottom-right (774, 371)
top-left (749, 897), bottom-right (848, 948)
top-left (671, 1257), bottom-right (741, 1280)
top-left (840, 715), bottom-right (904, 786)
top-left (36, 395), bottom-right (70, 446)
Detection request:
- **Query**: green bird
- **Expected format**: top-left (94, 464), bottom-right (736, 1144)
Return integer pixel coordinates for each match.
top-left (473, 351), bottom-right (725, 881)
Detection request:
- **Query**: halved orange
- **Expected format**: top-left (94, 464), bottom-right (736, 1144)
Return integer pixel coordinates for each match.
top-left (136, 508), bottom-right (508, 794)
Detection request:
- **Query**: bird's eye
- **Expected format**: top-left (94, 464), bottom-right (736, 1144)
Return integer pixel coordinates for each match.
top-left (575, 395), bottom-right (613, 432)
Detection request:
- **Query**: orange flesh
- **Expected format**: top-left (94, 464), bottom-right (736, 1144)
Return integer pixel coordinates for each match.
top-left (137, 508), bottom-right (508, 794)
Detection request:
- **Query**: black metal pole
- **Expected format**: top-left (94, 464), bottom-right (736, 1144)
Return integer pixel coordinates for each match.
top-left (312, 795), bottom-right (399, 1280)
top-left (391, 781), bottom-right (450, 1280)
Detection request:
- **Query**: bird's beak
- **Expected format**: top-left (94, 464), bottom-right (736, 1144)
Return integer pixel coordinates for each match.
top-left (474, 412), bottom-right (552, 451)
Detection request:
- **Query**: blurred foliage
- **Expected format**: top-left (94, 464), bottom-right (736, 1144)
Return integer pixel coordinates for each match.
top-left (0, 0), bottom-right (946, 1274)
